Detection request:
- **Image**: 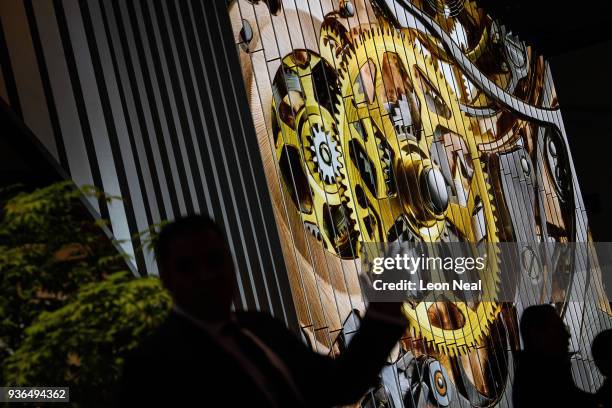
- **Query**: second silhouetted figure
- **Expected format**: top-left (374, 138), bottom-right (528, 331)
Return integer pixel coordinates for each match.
top-left (513, 304), bottom-right (595, 407)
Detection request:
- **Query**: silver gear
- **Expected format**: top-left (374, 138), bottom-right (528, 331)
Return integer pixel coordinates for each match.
top-left (309, 125), bottom-right (342, 184)
top-left (390, 95), bottom-right (414, 129)
top-left (304, 221), bottom-right (323, 242)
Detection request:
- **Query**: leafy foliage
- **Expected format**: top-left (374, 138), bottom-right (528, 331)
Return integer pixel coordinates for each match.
top-left (3, 272), bottom-right (171, 406)
top-left (0, 181), bottom-right (170, 405)
top-left (0, 182), bottom-right (127, 362)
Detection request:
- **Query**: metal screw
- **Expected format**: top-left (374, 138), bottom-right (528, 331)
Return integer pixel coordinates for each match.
top-left (239, 20), bottom-right (253, 52)
top-left (520, 156), bottom-right (531, 176)
top-left (548, 139), bottom-right (557, 157)
top-left (340, 0), bottom-right (355, 17)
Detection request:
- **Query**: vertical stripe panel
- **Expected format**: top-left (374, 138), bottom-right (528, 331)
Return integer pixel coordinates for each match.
top-left (32, 0), bottom-right (97, 204)
top-left (82, 0), bottom-right (147, 272)
top-left (0, 0), bottom-right (298, 327)
top-left (129, 0), bottom-right (186, 215)
top-left (61, 0), bottom-right (133, 257)
top-left (0, 0), bottom-right (58, 159)
top-left (160, 0), bottom-right (213, 215)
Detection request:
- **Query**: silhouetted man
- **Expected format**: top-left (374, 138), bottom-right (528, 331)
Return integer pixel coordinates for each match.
top-left (593, 329), bottom-right (612, 407)
top-left (118, 215), bottom-right (407, 407)
top-left (512, 304), bottom-right (595, 407)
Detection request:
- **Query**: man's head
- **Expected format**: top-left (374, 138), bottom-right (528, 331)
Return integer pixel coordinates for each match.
top-left (592, 329), bottom-right (612, 377)
top-left (520, 304), bottom-right (570, 354)
top-left (155, 215), bottom-right (236, 321)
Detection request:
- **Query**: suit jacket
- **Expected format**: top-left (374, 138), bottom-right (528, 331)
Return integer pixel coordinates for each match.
top-left (117, 309), bottom-right (405, 407)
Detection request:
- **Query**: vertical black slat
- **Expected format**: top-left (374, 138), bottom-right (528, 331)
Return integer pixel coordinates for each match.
top-left (0, 18), bottom-right (22, 117)
top-left (135, 0), bottom-right (194, 215)
top-left (208, 1), bottom-right (297, 326)
top-left (172, 2), bottom-right (224, 221)
top-left (171, 1), bottom-right (240, 299)
top-left (97, 0), bottom-right (153, 231)
top-left (150, 0), bottom-right (206, 215)
top-left (109, 0), bottom-right (168, 222)
top-left (53, 0), bottom-right (110, 223)
top-left (195, 1), bottom-right (274, 313)
top-left (183, 0), bottom-right (256, 309)
top-left (78, 0), bottom-right (145, 274)
top-left (23, 0), bottom-right (69, 172)
top-left (30, 0), bottom-right (97, 192)
top-left (124, 0), bottom-right (180, 218)
top-left (161, 0), bottom-right (213, 215)
top-left (194, 0), bottom-right (264, 311)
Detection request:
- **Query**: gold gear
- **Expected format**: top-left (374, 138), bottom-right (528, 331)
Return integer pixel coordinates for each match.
top-left (319, 15), bottom-right (353, 68)
top-left (331, 25), bottom-right (501, 355)
top-left (272, 51), bottom-right (358, 257)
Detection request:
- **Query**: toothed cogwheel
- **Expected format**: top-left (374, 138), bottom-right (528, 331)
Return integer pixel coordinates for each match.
top-left (272, 50), bottom-right (359, 258)
top-left (309, 124), bottom-right (343, 184)
top-left (319, 16), bottom-right (353, 68)
top-left (332, 25), bottom-right (501, 355)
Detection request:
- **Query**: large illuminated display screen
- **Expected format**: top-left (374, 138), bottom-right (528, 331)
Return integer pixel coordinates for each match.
top-left (229, 0), bottom-right (610, 405)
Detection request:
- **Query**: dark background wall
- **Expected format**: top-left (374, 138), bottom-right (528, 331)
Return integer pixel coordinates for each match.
top-left (550, 41), bottom-right (612, 242)
top-left (480, 0), bottom-right (612, 240)
top-left (0, 0), bottom-right (298, 330)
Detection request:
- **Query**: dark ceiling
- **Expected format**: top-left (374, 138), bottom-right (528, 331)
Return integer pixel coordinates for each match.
top-left (0, 99), bottom-right (65, 188)
top-left (478, 0), bottom-right (612, 56)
